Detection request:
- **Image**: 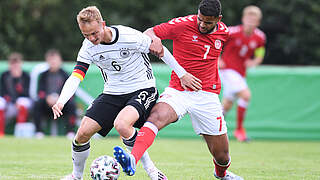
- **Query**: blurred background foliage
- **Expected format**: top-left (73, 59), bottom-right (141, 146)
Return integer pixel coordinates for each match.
top-left (0, 0), bottom-right (319, 65)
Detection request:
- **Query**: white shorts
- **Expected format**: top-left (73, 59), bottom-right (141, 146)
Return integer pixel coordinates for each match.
top-left (220, 69), bottom-right (248, 101)
top-left (158, 87), bottom-right (227, 135)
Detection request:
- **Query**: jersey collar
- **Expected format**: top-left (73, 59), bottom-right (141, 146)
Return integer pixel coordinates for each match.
top-left (101, 26), bottom-right (119, 45)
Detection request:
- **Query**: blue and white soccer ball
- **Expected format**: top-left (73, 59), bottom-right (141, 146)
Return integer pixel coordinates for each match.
top-left (90, 155), bottom-right (120, 180)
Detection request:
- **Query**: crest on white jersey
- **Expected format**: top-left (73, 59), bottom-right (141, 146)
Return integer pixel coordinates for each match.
top-left (120, 48), bottom-right (130, 58)
top-left (215, 39), bottom-right (222, 49)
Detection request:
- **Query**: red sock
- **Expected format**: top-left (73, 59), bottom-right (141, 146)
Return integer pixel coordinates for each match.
top-left (131, 126), bottom-right (156, 164)
top-left (237, 105), bottom-right (246, 130)
top-left (0, 110), bottom-right (5, 135)
top-left (17, 105), bottom-right (28, 123)
top-left (214, 158), bottom-right (230, 177)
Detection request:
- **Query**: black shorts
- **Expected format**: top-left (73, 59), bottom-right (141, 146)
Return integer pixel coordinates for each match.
top-left (85, 87), bottom-right (158, 137)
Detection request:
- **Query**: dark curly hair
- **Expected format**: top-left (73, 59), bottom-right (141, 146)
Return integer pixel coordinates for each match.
top-left (198, 0), bottom-right (221, 17)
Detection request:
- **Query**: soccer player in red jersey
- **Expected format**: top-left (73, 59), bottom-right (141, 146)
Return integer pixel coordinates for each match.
top-left (114, 0), bottom-right (243, 179)
top-left (219, 5), bottom-right (266, 142)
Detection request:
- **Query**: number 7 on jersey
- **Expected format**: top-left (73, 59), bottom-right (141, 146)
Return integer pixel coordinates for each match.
top-left (203, 45), bottom-right (211, 59)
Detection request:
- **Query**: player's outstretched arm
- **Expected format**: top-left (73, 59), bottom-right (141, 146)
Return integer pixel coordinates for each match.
top-left (52, 75), bottom-right (81, 119)
top-left (245, 56), bottom-right (263, 68)
top-left (144, 27), bottom-right (202, 91)
top-left (144, 28), bottom-right (164, 58)
top-left (161, 46), bottom-right (202, 91)
top-left (245, 46), bottom-right (265, 68)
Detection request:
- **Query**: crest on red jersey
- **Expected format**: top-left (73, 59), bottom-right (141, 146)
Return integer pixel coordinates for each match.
top-left (192, 35), bottom-right (198, 42)
top-left (249, 41), bottom-right (257, 49)
top-left (215, 39), bottom-right (222, 49)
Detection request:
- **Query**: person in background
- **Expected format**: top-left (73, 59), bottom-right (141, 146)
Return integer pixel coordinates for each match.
top-left (33, 49), bottom-right (77, 139)
top-left (219, 5), bottom-right (266, 142)
top-left (0, 52), bottom-right (32, 137)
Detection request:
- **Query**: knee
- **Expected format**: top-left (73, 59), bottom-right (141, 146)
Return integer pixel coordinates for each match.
top-left (147, 111), bottom-right (166, 129)
top-left (0, 97), bottom-right (6, 110)
top-left (75, 128), bottom-right (91, 144)
top-left (243, 94), bottom-right (251, 102)
top-left (223, 102), bottom-right (233, 112)
top-left (222, 99), bottom-right (233, 112)
top-left (113, 118), bottom-right (130, 134)
top-left (240, 89), bottom-right (251, 102)
top-left (146, 103), bottom-right (177, 130)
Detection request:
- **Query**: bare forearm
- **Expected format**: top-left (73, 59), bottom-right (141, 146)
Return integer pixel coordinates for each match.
top-left (252, 57), bottom-right (263, 66)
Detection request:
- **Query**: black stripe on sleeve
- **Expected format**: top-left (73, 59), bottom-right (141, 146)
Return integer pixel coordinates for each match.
top-left (73, 61), bottom-right (89, 74)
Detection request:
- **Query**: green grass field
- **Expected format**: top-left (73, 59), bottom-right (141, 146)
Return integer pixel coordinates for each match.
top-left (0, 136), bottom-right (319, 180)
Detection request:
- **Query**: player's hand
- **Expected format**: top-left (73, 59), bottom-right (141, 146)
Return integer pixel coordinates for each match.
top-left (52, 102), bottom-right (64, 120)
top-left (46, 93), bottom-right (59, 107)
top-left (180, 73), bottom-right (202, 91)
top-left (149, 37), bottom-right (164, 58)
top-left (245, 59), bottom-right (256, 68)
top-left (218, 58), bottom-right (226, 69)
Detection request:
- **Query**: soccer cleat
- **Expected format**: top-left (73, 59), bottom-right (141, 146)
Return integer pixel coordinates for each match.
top-left (113, 146), bottom-right (136, 176)
top-left (60, 174), bottom-right (83, 180)
top-left (147, 168), bottom-right (168, 180)
top-left (233, 128), bottom-right (249, 142)
top-left (214, 170), bottom-right (243, 180)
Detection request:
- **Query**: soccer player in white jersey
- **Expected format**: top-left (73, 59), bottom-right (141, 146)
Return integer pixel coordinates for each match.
top-left (51, 6), bottom-right (202, 180)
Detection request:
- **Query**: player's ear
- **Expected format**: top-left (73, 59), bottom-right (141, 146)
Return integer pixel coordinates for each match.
top-left (102, 21), bottom-right (106, 26)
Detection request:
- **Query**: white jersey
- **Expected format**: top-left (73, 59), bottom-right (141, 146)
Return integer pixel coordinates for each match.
top-left (77, 25), bottom-right (155, 95)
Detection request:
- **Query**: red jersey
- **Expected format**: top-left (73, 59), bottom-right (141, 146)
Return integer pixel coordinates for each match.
top-left (221, 25), bottom-right (266, 77)
top-left (153, 15), bottom-right (229, 94)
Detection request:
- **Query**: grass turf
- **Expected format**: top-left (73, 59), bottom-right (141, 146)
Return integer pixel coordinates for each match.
top-left (0, 136), bottom-right (319, 180)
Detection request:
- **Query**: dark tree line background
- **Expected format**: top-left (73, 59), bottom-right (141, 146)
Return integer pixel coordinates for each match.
top-left (0, 0), bottom-right (319, 65)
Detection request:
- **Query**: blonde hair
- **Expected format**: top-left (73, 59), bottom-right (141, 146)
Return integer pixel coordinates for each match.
top-left (77, 6), bottom-right (103, 24)
top-left (243, 5), bottom-right (262, 20)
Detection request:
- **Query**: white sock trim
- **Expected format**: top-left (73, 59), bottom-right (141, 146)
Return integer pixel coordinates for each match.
top-left (237, 98), bottom-right (248, 108)
top-left (122, 127), bottom-right (136, 140)
top-left (214, 156), bottom-right (231, 167)
top-left (144, 121), bottom-right (158, 135)
top-left (73, 138), bottom-right (90, 146)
